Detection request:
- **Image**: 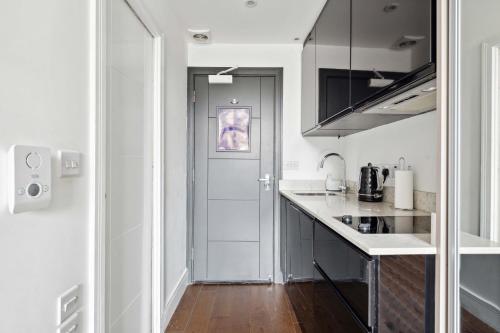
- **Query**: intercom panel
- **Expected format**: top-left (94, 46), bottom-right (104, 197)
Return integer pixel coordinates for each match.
top-left (8, 145), bottom-right (52, 214)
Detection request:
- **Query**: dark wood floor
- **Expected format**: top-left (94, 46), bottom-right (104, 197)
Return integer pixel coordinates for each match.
top-left (166, 284), bottom-right (301, 333)
top-left (461, 308), bottom-right (499, 333)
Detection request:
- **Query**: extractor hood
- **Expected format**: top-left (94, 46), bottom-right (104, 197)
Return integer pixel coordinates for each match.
top-left (362, 79), bottom-right (437, 116)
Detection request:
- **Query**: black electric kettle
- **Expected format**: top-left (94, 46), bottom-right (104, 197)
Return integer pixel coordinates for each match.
top-left (358, 163), bottom-right (389, 202)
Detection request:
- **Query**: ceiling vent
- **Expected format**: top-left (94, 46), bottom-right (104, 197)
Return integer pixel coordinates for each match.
top-left (188, 29), bottom-right (211, 44)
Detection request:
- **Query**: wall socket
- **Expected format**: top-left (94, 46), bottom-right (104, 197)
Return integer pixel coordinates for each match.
top-left (377, 163), bottom-right (413, 187)
top-left (284, 160), bottom-right (299, 171)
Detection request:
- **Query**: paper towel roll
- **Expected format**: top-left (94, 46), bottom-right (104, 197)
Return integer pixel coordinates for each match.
top-left (395, 170), bottom-right (413, 210)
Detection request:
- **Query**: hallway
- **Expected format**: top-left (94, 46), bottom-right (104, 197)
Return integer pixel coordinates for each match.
top-left (166, 284), bottom-right (301, 333)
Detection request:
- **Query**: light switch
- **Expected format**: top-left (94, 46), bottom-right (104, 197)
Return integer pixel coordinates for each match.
top-left (7, 145), bottom-right (52, 214)
top-left (57, 285), bottom-right (81, 325)
top-left (57, 312), bottom-right (81, 333)
top-left (58, 150), bottom-right (81, 177)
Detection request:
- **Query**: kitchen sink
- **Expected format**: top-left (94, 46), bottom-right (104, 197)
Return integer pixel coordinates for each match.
top-left (292, 192), bottom-right (337, 196)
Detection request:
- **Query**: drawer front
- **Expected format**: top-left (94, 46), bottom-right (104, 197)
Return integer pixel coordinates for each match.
top-left (313, 220), bottom-right (376, 328)
top-left (313, 264), bottom-right (369, 333)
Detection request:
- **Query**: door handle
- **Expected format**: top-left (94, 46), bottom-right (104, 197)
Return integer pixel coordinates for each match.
top-left (257, 173), bottom-right (274, 191)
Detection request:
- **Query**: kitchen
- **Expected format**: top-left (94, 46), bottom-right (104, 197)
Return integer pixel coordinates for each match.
top-left (1, 0), bottom-right (499, 332)
top-left (170, 0), bottom-right (499, 332)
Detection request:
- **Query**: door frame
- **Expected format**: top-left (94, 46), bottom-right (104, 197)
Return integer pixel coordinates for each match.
top-left (91, 0), bottom-right (165, 332)
top-left (186, 67), bottom-right (283, 283)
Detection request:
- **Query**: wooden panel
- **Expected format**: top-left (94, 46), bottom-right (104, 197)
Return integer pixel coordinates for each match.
top-left (461, 308), bottom-right (499, 333)
top-left (207, 242), bottom-right (259, 281)
top-left (193, 75), bottom-right (209, 280)
top-left (208, 159), bottom-right (259, 200)
top-left (378, 255), bottom-right (431, 333)
top-left (208, 200), bottom-right (259, 241)
top-left (259, 77), bottom-right (275, 280)
top-left (208, 76), bottom-right (261, 118)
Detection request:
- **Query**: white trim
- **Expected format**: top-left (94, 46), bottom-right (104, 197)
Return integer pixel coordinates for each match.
top-left (90, 0), bottom-right (107, 332)
top-left (151, 35), bottom-right (165, 333)
top-left (461, 286), bottom-right (500, 331)
top-left (481, 38), bottom-right (500, 243)
top-left (161, 268), bottom-right (189, 332)
top-left (91, 0), bottom-right (165, 332)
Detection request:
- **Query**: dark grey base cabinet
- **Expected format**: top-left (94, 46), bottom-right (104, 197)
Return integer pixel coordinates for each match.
top-left (280, 196), bottom-right (435, 333)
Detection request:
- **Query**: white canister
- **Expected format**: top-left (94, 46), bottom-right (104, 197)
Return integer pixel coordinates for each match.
top-left (394, 170), bottom-right (414, 210)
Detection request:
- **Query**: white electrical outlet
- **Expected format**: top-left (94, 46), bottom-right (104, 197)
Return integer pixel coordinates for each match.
top-left (57, 285), bottom-right (81, 325)
top-left (57, 312), bottom-right (81, 333)
top-left (284, 160), bottom-right (299, 171)
top-left (7, 145), bottom-right (52, 214)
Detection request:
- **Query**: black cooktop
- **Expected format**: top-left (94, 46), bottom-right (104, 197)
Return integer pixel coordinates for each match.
top-left (334, 215), bottom-right (432, 234)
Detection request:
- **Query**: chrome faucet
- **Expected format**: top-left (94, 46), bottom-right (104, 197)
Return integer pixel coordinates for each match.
top-left (319, 153), bottom-right (348, 194)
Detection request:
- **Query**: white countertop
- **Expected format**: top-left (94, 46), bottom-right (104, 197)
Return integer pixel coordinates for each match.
top-left (280, 189), bottom-right (437, 256)
top-left (460, 232), bottom-right (500, 255)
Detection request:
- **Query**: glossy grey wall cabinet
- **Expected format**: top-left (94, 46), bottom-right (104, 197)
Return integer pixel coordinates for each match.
top-left (301, 27), bottom-right (317, 134)
top-left (301, 0), bottom-right (436, 137)
top-left (301, 0), bottom-right (351, 136)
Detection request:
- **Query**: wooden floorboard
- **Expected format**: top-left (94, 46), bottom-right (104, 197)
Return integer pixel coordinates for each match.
top-left (166, 284), bottom-right (300, 333)
top-left (461, 308), bottom-right (499, 333)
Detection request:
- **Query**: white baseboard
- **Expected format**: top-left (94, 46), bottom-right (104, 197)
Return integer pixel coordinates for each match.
top-left (461, 286), bottom-right (500, 331)
top-left (161, 268), bottom-right (189, 332)
top-left (274, 271), bottom-right (284, 284)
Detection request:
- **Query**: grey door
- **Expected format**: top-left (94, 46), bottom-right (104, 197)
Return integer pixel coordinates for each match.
top-left (193, 74), bottom-right (276, 282)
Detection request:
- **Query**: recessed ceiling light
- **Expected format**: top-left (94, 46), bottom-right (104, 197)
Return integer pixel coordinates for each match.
top-left (245, 0), bottom-right (257, 8)
top-left (188, 29), bottom-right (211, 44)
top-left (383, 2), bottom-right (399, 12)
top-left (193, 34), bottom-right (208, 41)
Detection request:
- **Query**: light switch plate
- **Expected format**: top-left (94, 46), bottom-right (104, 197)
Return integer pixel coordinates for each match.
top-left (7, 145), bottom-right (52, 214)
top-left (58, 150), bottom-right (81, 177)
top-left (57, 285), bottom-right (81, 325)
top-left (57, 312), bottom-right (81, 333)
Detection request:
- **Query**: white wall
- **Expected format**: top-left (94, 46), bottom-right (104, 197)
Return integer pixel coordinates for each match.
top-left (0, 0), bottom-right (90, 331)
top-left (0, 0), bottom-right (188, 332)
top-left (458, 0), bottom-right (500, 319)
top-left (188, 43), bottom-right (438, 192)
top-left (341, 112), bottom-right (438, 193)
top-left (188, 43), bottom-right (342, 181)
top-left (460, 0), bottom-right (500, 235)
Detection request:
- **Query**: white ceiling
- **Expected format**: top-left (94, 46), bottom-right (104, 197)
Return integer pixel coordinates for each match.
top-left (168, 0), bottom-right (327, 44)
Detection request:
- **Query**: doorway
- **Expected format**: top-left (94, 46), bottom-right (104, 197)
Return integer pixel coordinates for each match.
top-left (187, 68), bottom-right (282, 282)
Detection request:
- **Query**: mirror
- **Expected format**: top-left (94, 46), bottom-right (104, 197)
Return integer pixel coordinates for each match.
top-left (454, 1), bottom-right (500, 331)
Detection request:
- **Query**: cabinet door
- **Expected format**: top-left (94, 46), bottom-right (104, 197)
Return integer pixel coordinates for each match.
top-left (286, 203), bottom-right (314, 281)
top-left (313, 265), bottom-right (369, 333)
top-left (301, 27), bottom-right (317, 133)
top-left (286, 202), bottom-right (301, 281)
top-left (316, 0), bottom-right (351, 122)
top-left (351, 0), bottom-right (433, 106)
top-left (314, 220), bottom-right (376, 329)
top-left (280, 197), bottom-right (287, 279)
top-left (298, 211), bottom-right (314, 279)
